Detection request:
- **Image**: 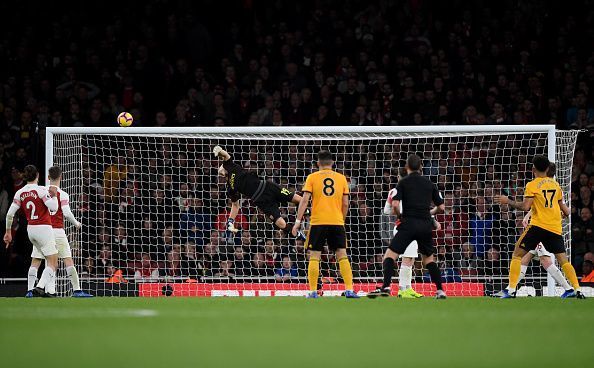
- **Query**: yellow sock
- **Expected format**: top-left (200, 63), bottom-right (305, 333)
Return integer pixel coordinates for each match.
top-left (561, 262), bottom-right (580, 290)
top-left (338, 257), bottom-right (354, 291)
top-left (508, 257), bottom-right (522, 290)
top-left (308, 258), bottom-right (320, 292)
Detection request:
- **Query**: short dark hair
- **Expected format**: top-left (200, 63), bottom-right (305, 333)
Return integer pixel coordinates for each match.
top-left (406, 154), bottom-right (422, 171)
top-left (23, 165), bottom-right (38, 182)
top-left (317, 150), bottom-right (333, 164)
top-left (546, 162), bottom-right (556, 178)
top-left (48, 166), bottom-right (62, 180)
top-left (532, 155), bottom-right (550, 173)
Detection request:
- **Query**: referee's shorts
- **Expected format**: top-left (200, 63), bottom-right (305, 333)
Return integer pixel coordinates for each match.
top-left (389, 218), bottom-right (435, 257)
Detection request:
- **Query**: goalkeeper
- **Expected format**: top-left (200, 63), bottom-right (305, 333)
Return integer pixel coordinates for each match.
top-left (213, 145), bottom-right (306, 240)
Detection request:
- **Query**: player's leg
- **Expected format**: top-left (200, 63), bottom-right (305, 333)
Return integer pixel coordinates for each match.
top-left (399, 256), bottom-right (414, 291)
top-left (504, 225), bottom-right (536, 297)
top-left (27, 257), bottom-right (43, 296)
top-left (541, 231), bottom-right (584, 298)
top-left (305, 226), bottom-right (325, 298)
top-left (368, 231), bottom-right (407, 298)
top-left (416, 224), bottom-right (445, 299)
top-left (539, 255), bottom-right (572, 291)
top-left (28, 226), bottom-right (58, 297)
top-left (330, 226), bottom-right (358, 298)
top-left (63, 256), bottom-right (93, 297)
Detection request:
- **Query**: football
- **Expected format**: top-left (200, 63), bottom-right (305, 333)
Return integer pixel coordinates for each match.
top-left (117, 111), bottom-right (133, 127)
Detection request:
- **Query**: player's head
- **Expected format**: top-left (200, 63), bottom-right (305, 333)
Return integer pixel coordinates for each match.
top-left (546, 162), bottom-right (556, 178)
top-left (218, 164), bottom-right (227, 177)
top-left (532, 155), bottom-right (550, 175)
top-left (397, 167), bottom-right (408, 181)
top-left (23, 165), bottom-right (39, 183)
top-left (405, 154), bottom-right (422, 173)
top-left (317, 150), bottom-right (334, 168)
top-left (48, 165), bottom-right (62, 183)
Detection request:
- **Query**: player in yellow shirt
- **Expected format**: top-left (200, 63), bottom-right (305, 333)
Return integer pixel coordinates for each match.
top-left (292, 150), bottom-right (359, 298)
top-left (495, 155), bottom-right (585, 298)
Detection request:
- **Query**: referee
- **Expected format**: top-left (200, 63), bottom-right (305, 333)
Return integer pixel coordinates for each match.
top-left (367, 154), bottom-right (447, 299)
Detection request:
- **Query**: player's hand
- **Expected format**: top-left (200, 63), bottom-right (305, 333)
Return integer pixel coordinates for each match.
top-left (291, 222), bottom-right (301, 237)
top-left (75, 222), bottom-right (82, 230)
top-left (48, 185), bottom-right (58, 197)
top-left (226, 218), bottom-right (238, 233)
top-left (3, 232), bottom-right (12, 248)
top-left (494, 195), bottom-right (509, 205)
top-left (213, 145), bottom-right (223, 157)
top-left (432, 217), bottom-right (442, 231)
top-left (522, 215), bottom-right (530, 227)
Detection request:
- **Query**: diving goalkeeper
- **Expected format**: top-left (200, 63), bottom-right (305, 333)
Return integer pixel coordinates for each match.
top-left (213, 145), bottom-right (306, 240)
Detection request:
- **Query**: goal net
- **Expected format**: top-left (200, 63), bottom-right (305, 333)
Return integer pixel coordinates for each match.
top-left (47, 126), bottom-right (579, 297)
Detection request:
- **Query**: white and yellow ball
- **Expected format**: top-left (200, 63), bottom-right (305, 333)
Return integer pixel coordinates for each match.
top-left (117, 112), bottom-right (133, 127)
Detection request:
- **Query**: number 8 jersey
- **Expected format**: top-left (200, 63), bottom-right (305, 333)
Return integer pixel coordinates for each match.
top-left (524, 177), bottom-right (563, 235)
top-left (302, 169), bottom-right (349, 226)
top-left (12, 184), bottom-right (54, 226)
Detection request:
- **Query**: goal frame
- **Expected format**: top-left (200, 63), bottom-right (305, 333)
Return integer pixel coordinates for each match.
top-left (45, 124), bottom-right (562, 296)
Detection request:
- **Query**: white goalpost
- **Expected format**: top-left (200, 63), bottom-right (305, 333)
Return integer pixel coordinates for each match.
top-left (45, 125), bottom-right (579, 297)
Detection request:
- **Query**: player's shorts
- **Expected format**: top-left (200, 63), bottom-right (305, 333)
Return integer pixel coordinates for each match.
top-left (528, 242), bottom-right (554, 259)
top-left (389, 218), bottom-right (434, 257)
top-left (27, 225), bottom-right (58, 257)
top-left (253, 181), bottom-right (294, 221)
top-left (393, 226), bottom-right (418, 258)
top-left (31, 228), bottom-right (71, 259)
top-left (516, 225), bottom-right (565, 254)
top-left (305, 225), bottom-right (347, 252)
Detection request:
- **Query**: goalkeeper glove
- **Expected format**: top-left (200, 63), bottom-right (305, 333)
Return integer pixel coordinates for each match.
top-left (213, 145), bottom-right (223, 157)
top-left (383, 188), bottom-right (397, 215)
top-left (226, 218), bottom-right (238, 233)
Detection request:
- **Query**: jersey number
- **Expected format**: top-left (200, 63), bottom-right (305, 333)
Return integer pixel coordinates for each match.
top-left (541, 189), bottom-right (556, 208)
top-left (26, 201), bottom-right (38, 220)
top-left (323, 178), bottom-right (335, 196)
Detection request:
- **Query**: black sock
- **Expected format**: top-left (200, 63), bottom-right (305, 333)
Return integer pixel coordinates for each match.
top-left (382, 258), bottom-right (395, 289)
top-left (426, 262), bottom-right (443, 291)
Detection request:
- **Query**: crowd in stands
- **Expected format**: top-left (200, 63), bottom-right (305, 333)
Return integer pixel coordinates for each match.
top-left (0, 0), bottom-right (593, 286)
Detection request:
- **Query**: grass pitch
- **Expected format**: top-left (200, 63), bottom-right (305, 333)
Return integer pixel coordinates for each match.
top-left (0, 297), bottom-right (593, 368)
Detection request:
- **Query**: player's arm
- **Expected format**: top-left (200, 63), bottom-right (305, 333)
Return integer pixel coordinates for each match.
top-left (495, 195), bottom-right (533, 211)
top-left (558, 201), bottom-right (570, 218)
top-left (392, 181), bottom-right (403, 217)
top-left (3, 200), bottom-right (20, 247)
top-left (61, 195), bottom-right (81, 229)
top-left (44, 186), bottom-right (59, 212)
top-left (213, 145), bottom-right (231, 161)
top-left (342, 193), bottom-right (349, 221)
top-left (295, 192), bottom-right (311, 224)
top-left (430, 184), bottom-right (445, 215)
top-left (522, 210), bottom-right (532, 227)
top-left (226, 199), bottom-right (241, 233)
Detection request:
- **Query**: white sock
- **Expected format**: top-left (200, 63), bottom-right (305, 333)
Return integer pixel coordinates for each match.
top-left (38, 267), bottom-right (56, 294)
top-left (66, 266), bottom-right (81, 291)
top-left (545, 264), bottom-right (572, 290)
top-left (399, 265), bottom-right (412, 291)
top-left (507, 265), bottom-right (528, 291)
top-left (27, 267), bottom-right (38, 291)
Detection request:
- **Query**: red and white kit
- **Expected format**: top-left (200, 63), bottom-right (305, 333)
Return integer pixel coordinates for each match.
top-left (31, 187), bottom-right (80, 260)
top-left (8, 184), bottom-right (58, 257)
top-left (383, 187), bottom-right (419, 258)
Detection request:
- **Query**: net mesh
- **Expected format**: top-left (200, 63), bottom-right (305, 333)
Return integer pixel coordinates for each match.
top-left (50, 129), bottom-right (579, 297)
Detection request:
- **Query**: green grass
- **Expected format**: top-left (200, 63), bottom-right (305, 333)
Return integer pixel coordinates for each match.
top-left (1, 297), bottom-right (593, 368)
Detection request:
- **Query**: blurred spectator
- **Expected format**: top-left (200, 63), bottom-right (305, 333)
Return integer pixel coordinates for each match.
top-left (251, 252), bottom-right (273, 277)
top-left (469, 197), bottom-right (495, 259)
top-left (274, 256), bottom-right (298, 282)
top-left (180, 198), bottom-right (211, 246)
top-left (581, 260), bottom-right (594, 283)
top-left (181, 241), bottom-right (205, 279)
top-left (133, 253), bottom-right (159, 281)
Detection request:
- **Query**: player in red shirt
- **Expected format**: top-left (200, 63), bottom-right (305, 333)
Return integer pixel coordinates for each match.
top-left (28, 166), bottom-right (93, 297)
top-left (4, 165), bottom-right (59, 297)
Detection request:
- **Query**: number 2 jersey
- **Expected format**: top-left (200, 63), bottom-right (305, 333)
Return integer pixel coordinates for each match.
top-left (524, 177), bottom-right (563, 235)
top-left (302, 169), bottom-right (349, 226)
top-left (10, 184), bottom-right (57, 226)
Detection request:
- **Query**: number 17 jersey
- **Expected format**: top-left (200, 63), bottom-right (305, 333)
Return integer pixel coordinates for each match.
top-left (524, 177), bottom-right (563, 235)
top-left (302, 169), bottom-right (349, 225)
